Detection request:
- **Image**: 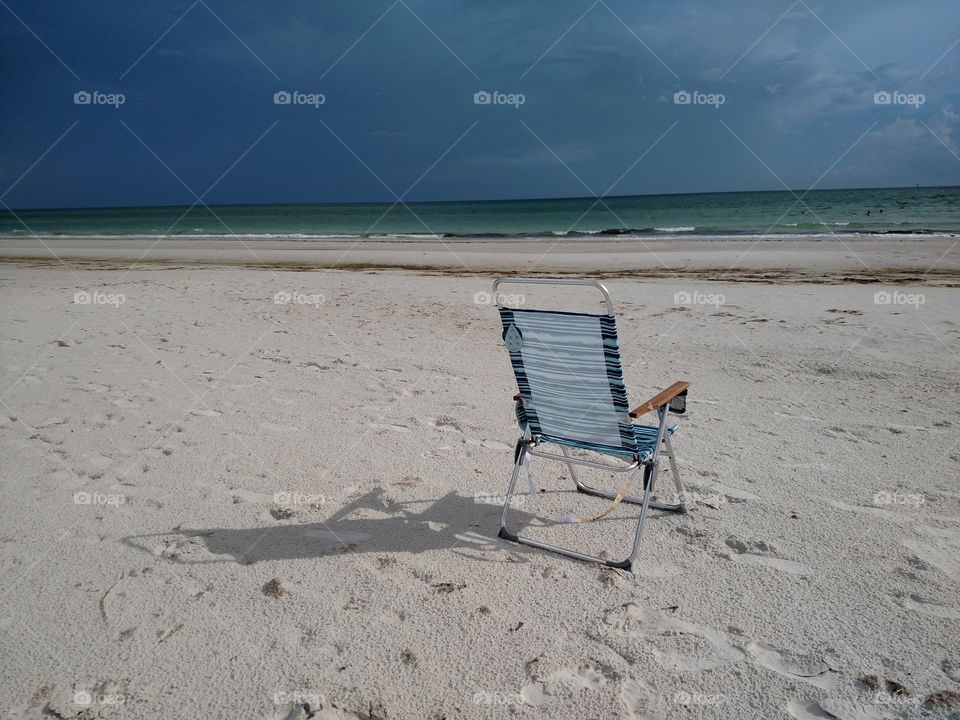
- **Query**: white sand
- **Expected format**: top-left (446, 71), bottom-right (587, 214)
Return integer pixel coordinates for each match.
top-left (0, 242), bottom-right (959, 719)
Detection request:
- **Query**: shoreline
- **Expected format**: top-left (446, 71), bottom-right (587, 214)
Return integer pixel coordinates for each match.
top-left (1, 235), bottom-right (957, 284)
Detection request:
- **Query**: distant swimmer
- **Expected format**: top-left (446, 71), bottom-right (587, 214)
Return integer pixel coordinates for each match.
top-left (866, 210), bottom-right (871, 216)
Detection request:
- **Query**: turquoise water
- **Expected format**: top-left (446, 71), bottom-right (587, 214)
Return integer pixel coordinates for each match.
top-left (1, 187), bottom-right (957, 238)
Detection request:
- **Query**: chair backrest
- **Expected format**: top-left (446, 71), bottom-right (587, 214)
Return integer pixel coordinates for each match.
top-left (499, 306), bottom-right (638, 455)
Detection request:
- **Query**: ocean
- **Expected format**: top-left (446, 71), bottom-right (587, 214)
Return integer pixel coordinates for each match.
top-left (1, 186), bottom-right (957, 240)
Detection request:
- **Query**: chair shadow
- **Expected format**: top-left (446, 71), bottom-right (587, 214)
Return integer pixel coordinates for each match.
top-left (122, 487), bottom-right (561, 566)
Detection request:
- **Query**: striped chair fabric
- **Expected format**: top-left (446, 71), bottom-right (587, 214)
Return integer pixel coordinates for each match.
top-left (501, 307), bottom-right (673, 461)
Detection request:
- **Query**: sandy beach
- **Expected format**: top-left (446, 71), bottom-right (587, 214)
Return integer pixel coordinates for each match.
top-left (5, 0), bottom-right (959, 713)
top-left (1, 239), bottom-right (959, 719)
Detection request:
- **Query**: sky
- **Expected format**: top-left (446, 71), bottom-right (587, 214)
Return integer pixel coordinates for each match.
top-left (1, 0), bottom-right (958, 209)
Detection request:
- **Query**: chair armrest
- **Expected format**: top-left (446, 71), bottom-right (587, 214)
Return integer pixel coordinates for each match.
top-left (628, 381), bottom-right (689, 419)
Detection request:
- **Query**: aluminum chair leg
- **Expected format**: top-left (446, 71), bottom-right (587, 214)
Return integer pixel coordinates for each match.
top-left (498, 439), bottom-right (652, 571)
top-left (619, 464), bottom-right (655, 568)
top-left (663, 434), bottom-right (687, 511)
top-left (497, 439), bottom-right (526, 543)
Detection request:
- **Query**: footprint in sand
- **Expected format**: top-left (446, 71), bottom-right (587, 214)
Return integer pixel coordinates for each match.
top-left (430, 416), bottom-right (464, 433)
top-left (602, 604), bottom-right (745, 671)
top-left (724, 538), bottom-right (811, 576)
top-left (914, 524), bottom-right (960, 542)
top-left (619, 678), bottom-right (667, 720)
top-left (775, 411), bottom-right (823, 423)
top-left (791, 698), bottom-right (909, 720)
top-left (895, 594), bottom-right (960, 620)
top-left (786, 700), bottom-right (839, 719)
top-left (113, 484), bottom-right (164, 510)
top-left (36, 417), bottom-right (66, 428)
top-left (46, 468), bottom-right (80, 485)
top-left (901, 538), bottom-right (960, 579)
top-left (371, 422), bottom-right (412, 434)
top-left (465, 438), bottom-right (511, 451)
top-left (111, 396), bottom-right (140, 409)
top-left (230, 488), bottom-right (276, 505)
top-left (706, 481), bottom-right (760, 503)
top-left (81, 383), bottom-right (110, 393)
top-left (735, 553), bottom-right (810, 575)
top-left (747, 642), bottom-right (838, 688)
top-left (190, 408), bottom-right (221, 417)
top-left (827, 500), bottom-right (912, 524)
top-left (259, 422), bottom-right (299, 433)
top-left (83, 451), bottom-right (113, 469)
top-left (520, 664), bottom-right (612, 706)
top-left (288, 706), bottom-right (365, 720)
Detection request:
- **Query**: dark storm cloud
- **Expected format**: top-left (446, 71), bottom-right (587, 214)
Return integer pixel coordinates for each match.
top-left (0, 0), bottom-right (957, 208)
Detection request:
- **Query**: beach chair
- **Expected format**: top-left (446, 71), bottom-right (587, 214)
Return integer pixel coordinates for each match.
top-left (493, 278), bottom-right (689, 571)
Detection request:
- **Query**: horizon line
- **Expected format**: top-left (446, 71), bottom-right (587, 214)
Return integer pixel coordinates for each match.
top-left (4, 184), bottom-right (954, 214)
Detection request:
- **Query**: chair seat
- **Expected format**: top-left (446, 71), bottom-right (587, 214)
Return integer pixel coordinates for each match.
top-left (537, 424), bottom-right (676, 462)
top-left (514, 398), bottom-right (676, 461)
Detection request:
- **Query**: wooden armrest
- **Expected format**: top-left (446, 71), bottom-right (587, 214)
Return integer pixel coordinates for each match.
top-left (628, 381), bottom-right (689, 419)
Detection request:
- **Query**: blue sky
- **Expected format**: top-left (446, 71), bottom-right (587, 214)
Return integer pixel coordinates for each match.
top-left (1, 0), bottom-right (958, 208)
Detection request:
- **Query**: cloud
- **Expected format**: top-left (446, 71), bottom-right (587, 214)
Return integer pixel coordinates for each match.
top-left (866, 107), bottom-right (960, 155)
top-left (825, 107), bottom-right (960, 186)
top-left (928, 106), bottom-right (960, 155)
